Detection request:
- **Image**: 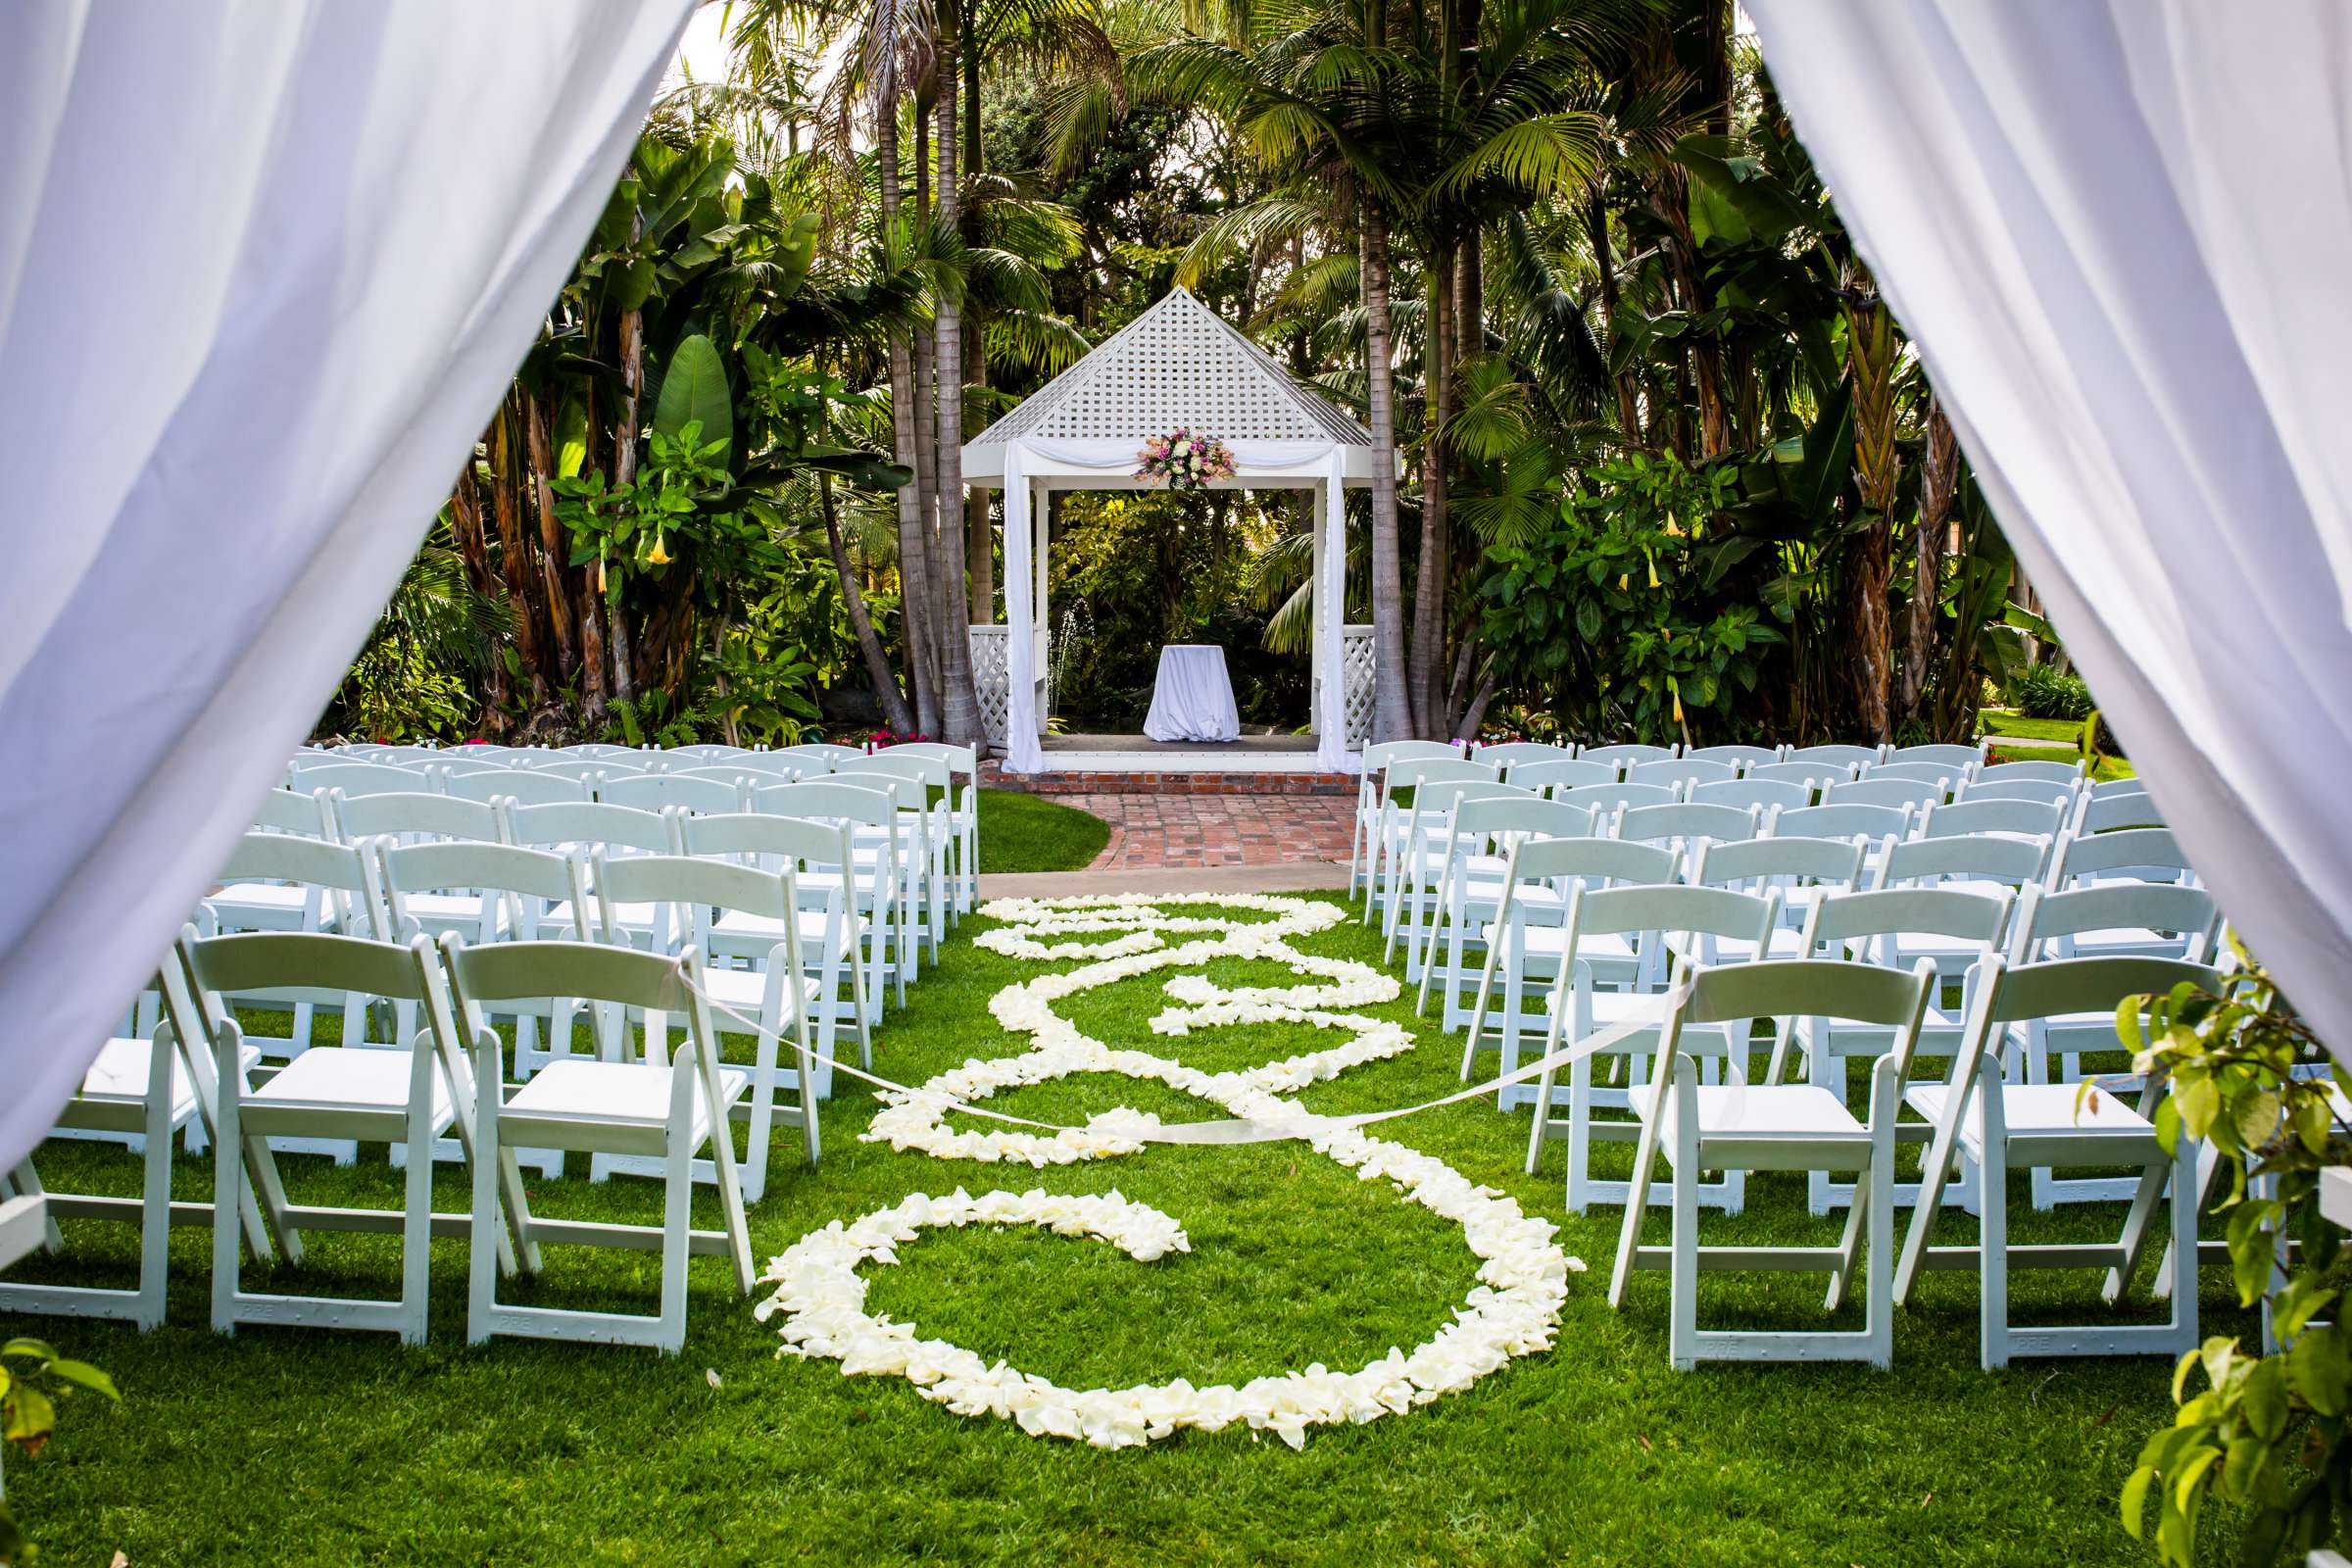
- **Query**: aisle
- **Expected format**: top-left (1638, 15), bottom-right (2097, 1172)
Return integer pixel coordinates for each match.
top-left (1049, 792), bottom-right (1353, 872)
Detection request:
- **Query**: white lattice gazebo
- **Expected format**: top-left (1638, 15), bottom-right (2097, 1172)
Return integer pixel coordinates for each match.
top-left (962, 287), bottom-right (1381, 774)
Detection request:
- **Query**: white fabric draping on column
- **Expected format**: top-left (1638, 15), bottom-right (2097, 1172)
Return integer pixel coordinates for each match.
top-left (1000, 443), bottom-right (1047, 772)
top-left (1747, 1), bottom-right (2352, 1054)
top-left (0, 0), bottom-right (694, 1171)
top-left (1315, 450), bottom-right (1352, 773)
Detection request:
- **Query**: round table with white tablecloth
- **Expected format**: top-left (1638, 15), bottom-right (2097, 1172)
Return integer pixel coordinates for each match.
top-left (1142, 644), bottom-right (1241, 743)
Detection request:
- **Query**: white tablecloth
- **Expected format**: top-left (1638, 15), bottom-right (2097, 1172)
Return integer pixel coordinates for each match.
top-left (1143, 645), bottom-right (1241, 743)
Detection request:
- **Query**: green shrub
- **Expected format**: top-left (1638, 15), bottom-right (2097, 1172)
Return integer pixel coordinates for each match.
top-left (2013, 663), bottom-right (2092, 720)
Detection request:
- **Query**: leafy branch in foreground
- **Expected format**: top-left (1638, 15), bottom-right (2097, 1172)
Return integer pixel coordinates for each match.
top-left (2118, 953), bottom-right (2352, 1566)
top-left (1, 1338), bottom-right (122, 1565)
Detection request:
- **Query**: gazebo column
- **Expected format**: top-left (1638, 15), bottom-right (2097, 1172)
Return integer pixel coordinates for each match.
top-left (1315, 450), bottom-right (1352, 772)
top-left (1033, 478), bottom-right (1050, 734)
top-left (999, 443), bottom-right (1045, 771)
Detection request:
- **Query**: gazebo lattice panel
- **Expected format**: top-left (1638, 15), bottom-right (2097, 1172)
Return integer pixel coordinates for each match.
top-left (1343, 624), bottom-right (1375, 745)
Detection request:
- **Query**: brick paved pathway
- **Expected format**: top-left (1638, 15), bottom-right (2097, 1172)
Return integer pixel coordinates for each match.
top-left (1060, 793), bottom-right (1355, 869)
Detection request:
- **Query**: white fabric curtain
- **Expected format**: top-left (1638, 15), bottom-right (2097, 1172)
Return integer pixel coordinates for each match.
top-left (1001, 445), bottom-right (1047, 772)
top-left (0, 0), bottom-right (693, 1171)
top-left (1747, 1), bottom-right (2352, 1053)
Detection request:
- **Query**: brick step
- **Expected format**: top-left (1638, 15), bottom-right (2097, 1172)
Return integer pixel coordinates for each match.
top-left (980, 762), bottom-right (1353, 796)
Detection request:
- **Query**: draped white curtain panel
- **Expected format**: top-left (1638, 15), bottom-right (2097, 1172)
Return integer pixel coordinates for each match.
top-left (0, 0), bottom-right (694, 1171)
top-left (1748, 1), bottom-right (2352, 1056)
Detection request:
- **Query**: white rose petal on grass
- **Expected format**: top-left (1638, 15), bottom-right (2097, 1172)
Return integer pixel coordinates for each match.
top-left (763, 893), bottom-right (1573, 1449)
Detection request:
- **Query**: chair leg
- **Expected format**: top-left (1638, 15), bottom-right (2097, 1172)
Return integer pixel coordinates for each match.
top-left (1668, 1074), bottom-right (1699, 1371)
top-left (211, 1038), bottom-right (245, 1337)
top-left (398, 1099), bottom-right (433, 1348)
top-left (2164, 1137), bottom-right (2200, 1350)
top-left (1563, 1057), bottom-right (1592, 1204)
top-left (136, 1036), bottom-right (174, 1331)
top-left (1979, 1135), bottom-right (2009, 1372)
top-left (658, 1123), bottom-right (694, 1357)
top-left (1609, 1057), bottom-right (1677, 1310)
top-left (467, 1036), bottom-right (506, 1346)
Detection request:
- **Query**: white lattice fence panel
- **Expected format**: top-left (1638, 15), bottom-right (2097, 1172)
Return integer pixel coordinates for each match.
top-left (969, 626), bottom-right (1009, 748)
top-left (1343, 624), bottom-right (1375, 747)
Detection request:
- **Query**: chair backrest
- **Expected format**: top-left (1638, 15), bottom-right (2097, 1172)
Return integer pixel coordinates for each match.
top-left (1958, 776), bottom-right (2079, 807)
top-left (1866, 761), bottom-right (1967, 789)
top-left (2089, 775), bottom-right (2153, 802)
top-left (442, 767), bottom-right (591, 807)
top-left (377, 841), bottom-right (592, 940)
top-left (1504, 834), bottom-right (1680, 889)
top-left (433, 759), bottom-right (522, 780)
top-left (1386, 757), bottom-right (1498, 792)
top-left (1467, 741), bottom-right (1575, 766)
top-left (1568, 881), bottom-right (1780, 951)
top-left (1628, 758), bottom-right (1739, 790)
top-left (1801, 886), bottom-right (2012, 972)
top-left (253, 787), bottom-right (335, 838)
top-left (849, 752), bottom-right (952, 790)
top-left (1505, 758), bottom-right (1620, 793)
top-left (1665, 957), bottom-right (1934, 1083)
top-left (445, 936), bottom-right (708, 1024)
top-left (1874, 832), bottom-right (2047, 891)
top-left (1882, 742), bottom-right (1984, 770)
top-left (1973, 954), bottom-right (2223, 1032)
top-left (1689, 778), bottom-right (1811, 816)
top-left (333, 790), bottom-right (505, 846)
top-left (1362, 740), bottom-right (1463, 779)
top-left (2006, 883), bottom-right (2221, 964)
top-left (662, 745), bottom-right (751, 765)
top-left (565, 744), bottom-right (642, 760)
top-left (504, 801), bottom-right (679, 857)
top-left (1977, 758), bottom-right (2086, 786)
top-left (1691, 832), bottom-right (1867, 892)
top-left (591, 852), bottom-right (801, 963)
top-left (830, 768), bottom-right (926, 811)
top-left (2046, 826), bottom-right (2190, 889)
top-left (597, 772), bottom-right (746, 817)
top-left (1745, 760), bottom-right (1854, 794)
top-left (1613, 802), bottom-right (1760, 849)
top-left (1785, 744), bottom-right (1884, 769)
top-left (1407, 779), bottom-right (1530, 819)
top-left (288, 760), bottom-right (435, 799)
top-left (749, 780), bottom-right (898, 829)
top-left (1683, 744), bottom-right (1783, 768)
top-left (182, 930), bottom-right (440, 1016)
top-left (1446, 794), bottom-right (1594, 848)
top-left (521, 758), bottom-right (624, 785)
top-left (1919, 797), bottom-right (2066, 842)
top-left (1773, 802), bottom-right (1913, 844)
top-left (776, 744), bottom-right (870, 771)
top-left (679, 810), bottom-right (858, 876)
top-left (673, 761), bottom-right (798, 787)
top-left (1825, 776), bottom-right (1945, 812)
top-left (2075, 791), bottom-right (2163, 833)
top-left (1578, 743), bottom-right (1678, 767)
top-left (885, 742), bottom-right (980, 776)
top-left (213, 833), bottom-right (393, 939)
top-left (1559, 781), bottom-right (1683, 816)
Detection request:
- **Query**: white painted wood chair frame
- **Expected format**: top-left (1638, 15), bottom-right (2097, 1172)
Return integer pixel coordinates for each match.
top-left (1608, 956), bottom-right (1934, 1370)
top-left (681, 811), bottom-right (874, 1058)
top-left (1412, 795), bottom-right (1597, 1028)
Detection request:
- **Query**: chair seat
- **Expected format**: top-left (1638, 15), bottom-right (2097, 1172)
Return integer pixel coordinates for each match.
top-left (77, 1037), bottom-right (262, 1121)
top-left (255, 1047), bottom-right (454, 1120)
top-left (1904, 1080), bottom-right (2155, 1155)
top-left (505, 1059), bottom-right (747, 1146)
top-left (1652, 1083), bottom-right (1868, 1141)
top-left (1665, 926), bottom-right (1807, 963)
top-left (1479, 924), bottom-right (1636, 962)
top-left (710, 908), bottom-right (842, 945)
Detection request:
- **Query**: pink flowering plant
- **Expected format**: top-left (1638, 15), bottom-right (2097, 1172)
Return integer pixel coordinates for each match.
top-left (1135, 427), bottom-right (1235, 491)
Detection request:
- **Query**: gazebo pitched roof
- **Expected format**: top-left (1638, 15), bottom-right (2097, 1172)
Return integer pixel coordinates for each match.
top-left (965, 285), bottom-right (1373, 451)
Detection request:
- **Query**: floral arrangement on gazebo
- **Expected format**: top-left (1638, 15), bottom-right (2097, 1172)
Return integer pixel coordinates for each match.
top-left (1135, 427), bottom-right (1236, 491)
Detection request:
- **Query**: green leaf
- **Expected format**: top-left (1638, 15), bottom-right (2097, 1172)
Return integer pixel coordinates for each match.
top-left (4, 1386), bottom-right (55, 1445)
top-left (2121, 1464), bottom-right (2154, 1539)
top-left (555, 398), bottom-right (591, 481)
top-left (653, 332), bottom-right (730, 458)
top-left (2288, 1326), bottom-right (2352, 1416)
top-left (2243, 1358), bottom-right (2289, 1442)
top-left (612, 257), bottom-right (658, 312)
top-left (40, 1358), bottom-right (119, 1401)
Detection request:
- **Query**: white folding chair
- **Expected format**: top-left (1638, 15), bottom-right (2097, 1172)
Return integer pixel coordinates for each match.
top-left (679, 811), bottom-right (872, 1065)
top-left (836, 760), bottom-right (950, 956)
top-left (1628, 758), bottom-right (1739, 792)
top-left (1786, 886), bottom-right (2012, 1213)
top-left (598, 771), bottom-right (748, 817)
top-left (1689, 833), bottom-right (1866, 953)
top-left (1825, 776), bottom-right (1947, 813)
top-left (1506, 757), bottom-right (1622, 794)
top-left (2073, 790), bottom-right (2163, 834)
top-left (2044, 826), bottom-right (2192, 894)
top-left (0, 953), bottom-right (270, 1329)
top-left (886, 743), bottom-right (982, 916)
top-left (1612, 802), bottom-right (1760, 877)
top-left (1504, 883), bottom-right (1780, 1213)
top-left (187, 930), bottom-right (497, 1346)
top-left (1785, 743), bottom-right (1885, 771)
top-left (1684, 744), bottom-right (1784, 769)
top-left (441, 767), bottom-right (593, 806)
top-left (332, 790), bottom-right (507, 847)
top-left (1413, 795), bottom-right (1596, 1027)
top-left (591, 852), bottom-right (821, 1197)
top-left (1360, 755), bottom-right (1496, 919)
top-left (1580, 743), bottom-right (1679, 769)
top-left (1608, 956), bottom-right (1935, 1370)
top-left (1468, 740), bottom-right (1576, 767)
top-left (752, 781), bottom-right (911, 1007)
top-left (287, 760), bottom-right (437, 799)
top-left (1894, 955), bottom-right (2217, 1370)
top-left (449, 939), bottom-right (755, 1353)
top-left (1880, 741), bottom-right (1986, 773)
top-left (1746, 760), bottom-right (1853, 799)
top-left (1383, 777), bottom-right (1527, 967)
top-left (1690, 777), bottom-right (1810, 817)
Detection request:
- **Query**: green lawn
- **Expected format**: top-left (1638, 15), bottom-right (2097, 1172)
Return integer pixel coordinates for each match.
top-left (1979, 710), bottom-right (2136, 781)
top-left (3, 901), bottom-right (2234, 1565)
top-left (977, 789), bottom-right (1111, 873)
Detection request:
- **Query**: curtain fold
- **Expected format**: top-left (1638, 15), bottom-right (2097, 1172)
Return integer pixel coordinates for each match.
top-left (1748, 0), bottom-right (2352, 1053)
top-left (0, 0), bottom-right (693, 1170)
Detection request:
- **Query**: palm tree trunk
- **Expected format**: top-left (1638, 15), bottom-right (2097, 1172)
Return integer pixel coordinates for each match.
top-left (528, 390), bottom-right (602, 721)
top-left (485, 412), bottom-right (551, 709)
top-left (931, 8), bottom-right (983, 748)
top-left (1845, 281), bottom-right (1899, 742)
top-left (880, 92), bottom-right (941, 736)
top-left (1362, 199), bottom-right (1413, 744)
top-left (608, 298), bottom-right (644, 709)
top-left (965, 330), bottom-right (994, 622)
top-left (447, 462), bottom-right (514, 730)
top-left (824, 470), bottom-right (917, 732)
top-left (1410, 245), bottom-right (1454, 737)
top-left (1900, 393), bottom-right (1959, 723)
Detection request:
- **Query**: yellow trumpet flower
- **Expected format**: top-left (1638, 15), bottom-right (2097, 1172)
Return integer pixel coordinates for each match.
top-left (647, 532), bottom-right (671, 566)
